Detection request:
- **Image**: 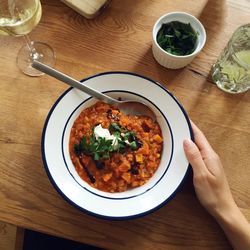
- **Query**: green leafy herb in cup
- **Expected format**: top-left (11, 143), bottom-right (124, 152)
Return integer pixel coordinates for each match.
top-left (157, 21), bottom-right (198, 56)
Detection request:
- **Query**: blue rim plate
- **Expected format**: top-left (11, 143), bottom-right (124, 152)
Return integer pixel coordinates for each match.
top-left (41, 71), bottom-right (193, 220)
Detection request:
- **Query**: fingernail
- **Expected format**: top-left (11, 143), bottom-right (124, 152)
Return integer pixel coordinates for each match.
top-left (183, 138), bottom-right (193, 148)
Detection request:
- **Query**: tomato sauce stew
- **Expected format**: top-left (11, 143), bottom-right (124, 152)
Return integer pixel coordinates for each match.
top-left (69, 101), bottom-right (163, 192)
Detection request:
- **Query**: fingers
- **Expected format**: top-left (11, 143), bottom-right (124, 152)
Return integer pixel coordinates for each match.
top-left (190, 121), bottom-right (214, 157)
top-left (183, 138), bottom-right (209, 176)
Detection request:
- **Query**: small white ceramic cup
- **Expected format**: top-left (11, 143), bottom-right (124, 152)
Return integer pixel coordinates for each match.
top-left (152, 12), bottom-right (206, 69)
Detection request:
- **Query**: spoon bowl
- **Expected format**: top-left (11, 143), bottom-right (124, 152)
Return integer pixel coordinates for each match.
top-left (32, 60), bottom-right (156, 120)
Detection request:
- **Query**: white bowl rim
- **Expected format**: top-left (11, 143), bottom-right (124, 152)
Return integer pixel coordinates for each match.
top-left (41, 71), bottom-right (193, 220)
top-left (152, 11), bottom-right (207, 59)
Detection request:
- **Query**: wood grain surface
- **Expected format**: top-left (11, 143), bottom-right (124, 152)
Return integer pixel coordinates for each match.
top-left (0, 221), bottom-right (23, 250)
top-left (0, 0), bottom-right (250, 249)
top-left (0, 221), bottom-right (16, 250)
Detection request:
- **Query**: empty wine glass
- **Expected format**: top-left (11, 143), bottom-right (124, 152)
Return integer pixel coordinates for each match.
top-left (0, 0), bottom-right (55, 76)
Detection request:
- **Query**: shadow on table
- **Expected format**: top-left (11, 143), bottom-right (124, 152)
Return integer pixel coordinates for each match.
top-left (131, 46), bottom-right (183, 91)
top-left (23, 229), bottom-right (106, 250)
top-left (198, 0), bottom-right (227, 47)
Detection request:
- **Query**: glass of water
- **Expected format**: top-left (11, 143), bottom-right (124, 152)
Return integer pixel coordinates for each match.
top-left (211, 24), bottom-right (250, 94)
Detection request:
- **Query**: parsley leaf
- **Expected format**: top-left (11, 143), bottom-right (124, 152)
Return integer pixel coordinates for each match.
top-left (109, 122), bottom-right (122, 133)
top-left (74, 123), bottom-right (143, 160)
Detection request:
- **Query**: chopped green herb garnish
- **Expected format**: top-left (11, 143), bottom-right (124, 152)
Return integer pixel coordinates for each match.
top-left (74, 123), bottom-right (143, 160)
top-left (75, 135), bottom-right (113, 160)
top-left (156, 21), bottom-right (198, 56)
top-left (109, 122), bottom-right (122, 133)
top-left (129, 141), bottom-right (138, 150)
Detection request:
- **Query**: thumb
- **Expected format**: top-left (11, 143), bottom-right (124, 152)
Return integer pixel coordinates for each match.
top-left (183, 139), bottom-right (208, 176)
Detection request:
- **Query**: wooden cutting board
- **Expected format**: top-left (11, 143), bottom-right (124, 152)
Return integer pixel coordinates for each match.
top-left (60, 0), bottom-right (109, 19)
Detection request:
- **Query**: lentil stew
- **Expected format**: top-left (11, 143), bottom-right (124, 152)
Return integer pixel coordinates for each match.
top-left (69, 101), bottom-right (163, 192)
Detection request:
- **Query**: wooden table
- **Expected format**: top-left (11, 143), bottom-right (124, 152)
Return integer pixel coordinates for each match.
top-left (0, 0), bottom-right (250, 249)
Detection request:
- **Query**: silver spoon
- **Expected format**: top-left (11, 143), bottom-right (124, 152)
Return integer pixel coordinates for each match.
top-left (32, 60), bottom-right (156, 120)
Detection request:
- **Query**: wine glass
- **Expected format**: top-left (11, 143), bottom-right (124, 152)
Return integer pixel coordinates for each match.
top-left (0, 0), bottom-right (55, 76)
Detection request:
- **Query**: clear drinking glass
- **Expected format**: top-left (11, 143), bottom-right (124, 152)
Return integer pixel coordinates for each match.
top-left (211, 24), bottom-right (250, 94)
top-left (0, 0), bottom-right (55, 76)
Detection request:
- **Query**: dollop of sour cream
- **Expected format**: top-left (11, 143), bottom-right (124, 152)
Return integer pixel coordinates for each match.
top-left (94, 124), bottom-right (119, 150)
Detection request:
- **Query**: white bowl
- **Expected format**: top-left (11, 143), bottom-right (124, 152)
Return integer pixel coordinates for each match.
top-left (152, 12), bottom-right (206, 69)
top-left (42, 72), bottom-right (193, 220)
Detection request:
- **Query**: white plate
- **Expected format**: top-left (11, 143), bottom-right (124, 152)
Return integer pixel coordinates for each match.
top-left (42, 72), bottom-right (193, 220)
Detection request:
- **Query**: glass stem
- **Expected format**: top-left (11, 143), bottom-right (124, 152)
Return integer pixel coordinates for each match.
top-left (23, 34), bottom-right (39, 61)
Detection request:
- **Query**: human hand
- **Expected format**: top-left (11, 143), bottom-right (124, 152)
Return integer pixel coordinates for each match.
top-left (183, 122), bottom-right (236, 218)
top-left (183, 122), bottom-right (250, 249)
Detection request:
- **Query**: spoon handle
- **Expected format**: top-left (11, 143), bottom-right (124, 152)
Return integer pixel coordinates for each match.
top-left (32, 60), bottom-right (118, 104)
